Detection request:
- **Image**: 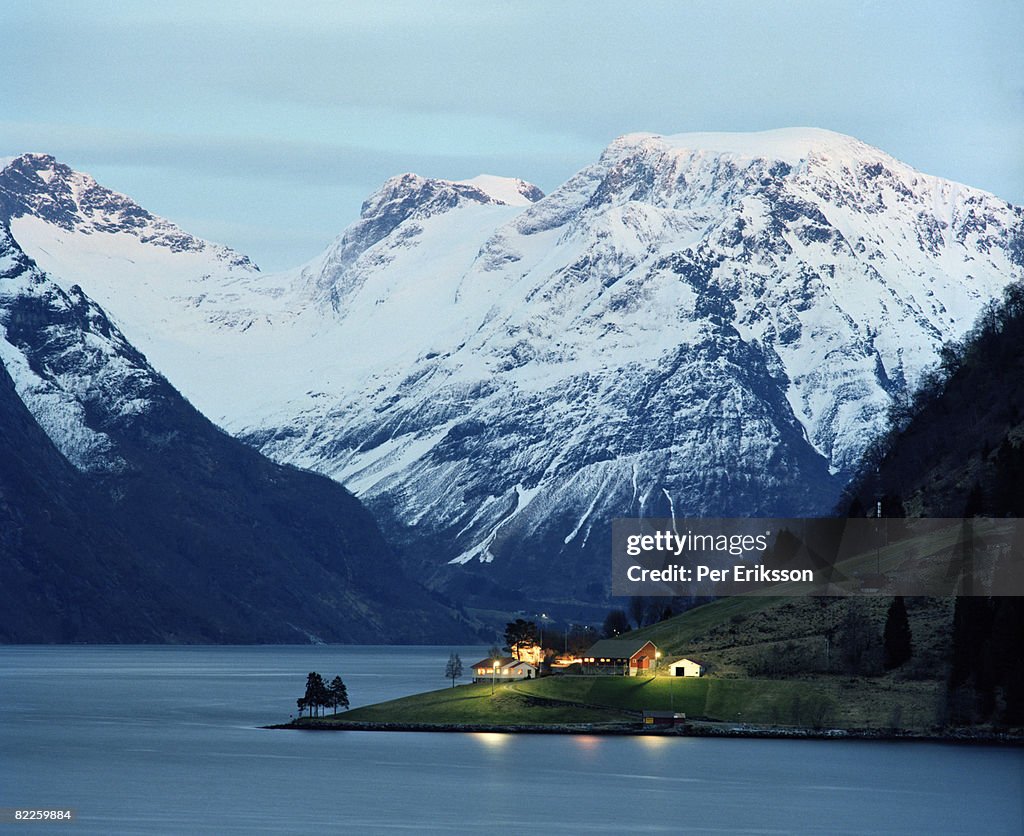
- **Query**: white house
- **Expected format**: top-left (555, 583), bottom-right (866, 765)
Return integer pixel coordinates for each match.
top-left (469, 657), bottom-right (538, 682)
top-left (668, 657), bottom-right (706, 677)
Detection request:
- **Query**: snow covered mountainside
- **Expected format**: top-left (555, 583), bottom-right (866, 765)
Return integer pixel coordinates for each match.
top-left (0, 222), bottom-right (470, 642)
top-left (6, 132), bottom-right (1023, 608)
top-left (0, 153), bottom-right (301, 389)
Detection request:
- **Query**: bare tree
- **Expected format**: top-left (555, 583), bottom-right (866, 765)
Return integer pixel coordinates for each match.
top-left (444, 652), bottom-right (463, 687)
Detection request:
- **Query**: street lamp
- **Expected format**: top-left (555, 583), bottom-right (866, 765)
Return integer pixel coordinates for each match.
top-left (655, 651), bottom-right (662, 678)
top-left (491, 659), bottom-right (499, 695)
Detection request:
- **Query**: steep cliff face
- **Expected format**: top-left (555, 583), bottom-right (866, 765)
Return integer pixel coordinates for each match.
top-left (6, 132), bottom-right (1021, 608)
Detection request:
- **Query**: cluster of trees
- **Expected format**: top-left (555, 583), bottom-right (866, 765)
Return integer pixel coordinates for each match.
top-left (296, 672), bottom-right (348, 718)
top-left (505, 619), bottom-right (603, 657)
top-left (840, 281), bottom-right (1024, 519)
top-left (946, 596), bottom-right (1024, 727)
top-left (748, 597), bottom-right (913, 678)
top-left (600, 597), bottom-right (684, 639)
top-left (494, 617), bottom-right (601, 664)
top-left (833, 597), bottom-right (912, 676)
top-left (830, 279), bottom-right (1024, 729)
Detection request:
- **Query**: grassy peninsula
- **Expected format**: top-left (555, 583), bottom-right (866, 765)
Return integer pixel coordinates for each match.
top-left (288, 672), bottom-right (940, 733)
top-left (278, 589), bottom-right (1019, 741)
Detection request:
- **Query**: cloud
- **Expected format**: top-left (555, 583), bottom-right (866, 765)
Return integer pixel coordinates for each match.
top-left (0, 120), bottom-right (583, 190)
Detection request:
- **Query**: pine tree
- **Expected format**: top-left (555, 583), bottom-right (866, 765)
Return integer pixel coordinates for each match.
top-left (947, 596), bottom-right (997, 724)
top-left (304, 672), bottom-right (329, 718)
top-left (838, 600), bottom-right (880, 675)
top-left (882, 596), bottom-right (912, 670)
top-left (328, 675), bottom-right (349, 712)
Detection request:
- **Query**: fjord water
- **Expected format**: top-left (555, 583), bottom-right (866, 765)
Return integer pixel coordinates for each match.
top-left (2, 647), bottom-right (1021, 834)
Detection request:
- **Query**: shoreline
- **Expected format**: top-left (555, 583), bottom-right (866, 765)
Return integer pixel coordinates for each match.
top-left (265, 718), bottom-right (1023, 745)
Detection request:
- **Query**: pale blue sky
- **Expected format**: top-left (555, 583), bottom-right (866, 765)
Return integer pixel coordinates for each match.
top-left (2, 1), bottom-right (1021, 270)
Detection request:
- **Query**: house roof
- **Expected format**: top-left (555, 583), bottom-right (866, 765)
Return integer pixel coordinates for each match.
top-left (669, 657), bottom-right (705, 667)
top-left (506, 660), bottom-right (537, 670)
top-left (469, 657), bottom-right (516, 670)
top-left (584, 638), bottom-right (657, 659)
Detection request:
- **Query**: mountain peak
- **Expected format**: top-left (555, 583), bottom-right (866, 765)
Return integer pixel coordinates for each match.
top-left (607, 127), bottom-right (883, 166)
top-left (361, 171), bottom-right (543, 220)
top-left (299, 171), bottom-right (544, 307)
top-left (0, 153), bottom-right (256, 269)
top-left (454, 175), bottom-right (545, 207)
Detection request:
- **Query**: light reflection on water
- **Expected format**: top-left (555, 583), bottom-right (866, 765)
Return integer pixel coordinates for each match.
top-left (471, 732), bottom-right (509, 749)
top-left (2, 645), bottom-right (1021, 835)
top-left (571, 734), bottom-right (603, 753)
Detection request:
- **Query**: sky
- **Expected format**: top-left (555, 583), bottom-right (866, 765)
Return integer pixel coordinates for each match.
top-left (2, 1), bottom-right (1022, 271)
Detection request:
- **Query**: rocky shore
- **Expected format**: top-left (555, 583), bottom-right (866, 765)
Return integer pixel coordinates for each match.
top-left (266, 719), bottom-right (1022, 745)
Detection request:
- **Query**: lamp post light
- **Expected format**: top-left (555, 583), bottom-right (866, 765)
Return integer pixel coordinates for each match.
top-left (655, 651), bottom-right (662, 679)
top-left (491, 660), bottom-right (499, 695)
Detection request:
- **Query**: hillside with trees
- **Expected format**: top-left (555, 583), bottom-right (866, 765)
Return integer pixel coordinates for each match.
top-left (619, 284), bottom-right (1024, 731)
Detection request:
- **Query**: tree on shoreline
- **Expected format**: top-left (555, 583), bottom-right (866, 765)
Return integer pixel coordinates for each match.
top-left (328, 676), bottom-right (349, 712)
top-left (445, 653), bottom-right (463, 688)
top-left (296, 672), bottom-right (348, 717)
top-left (303, 672), bottom-right (329, 717)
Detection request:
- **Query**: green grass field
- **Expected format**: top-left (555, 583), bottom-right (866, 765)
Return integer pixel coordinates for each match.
top-left (336, 681), bottom-right (630, 725)
top-left (317, 581), bottom-right (953, 732)
top-left (520, 674), bottom-right (805, 722)
top-left (320, 672), bottom-right (939, 730)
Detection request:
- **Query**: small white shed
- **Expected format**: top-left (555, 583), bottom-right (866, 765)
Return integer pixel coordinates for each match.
top-left (668, 657), bottom-right (705, 677)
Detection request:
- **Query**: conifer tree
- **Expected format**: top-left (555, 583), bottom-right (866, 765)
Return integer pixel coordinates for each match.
top-left (304, 672), bottom-right (329, 717)
top-left (328, 675), bottom-right (349, 712)
top-left (882, 596), bottom-right (912, 670)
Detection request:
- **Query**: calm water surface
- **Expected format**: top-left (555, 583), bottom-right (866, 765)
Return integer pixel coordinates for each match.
top-left (2, 646), bottom-right (1021, 834)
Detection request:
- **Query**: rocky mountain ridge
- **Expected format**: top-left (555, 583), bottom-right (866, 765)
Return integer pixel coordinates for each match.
top-left (5, 130), bottom-right (1021, 610)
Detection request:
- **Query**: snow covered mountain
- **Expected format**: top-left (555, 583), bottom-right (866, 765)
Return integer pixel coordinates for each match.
top-left (6, 132), bottom-right (1022, 608)
top-left (0, 153), bottom-right (303, 390)
top-left (0, 221), bottom-right (470, 642)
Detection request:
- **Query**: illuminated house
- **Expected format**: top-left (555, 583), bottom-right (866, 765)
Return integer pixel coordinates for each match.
top-left (470, 657), bottom-right (538, 682)
top-left (667, 657), bottom-right (706, 677)
top-left (580, 639), bottom-right (659, 676)
top-left (515, 645), bottom-right (544, 666)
